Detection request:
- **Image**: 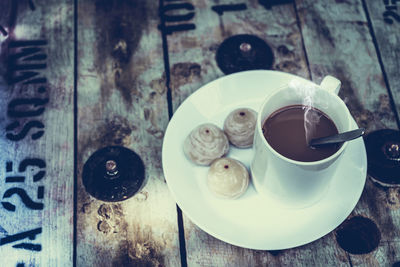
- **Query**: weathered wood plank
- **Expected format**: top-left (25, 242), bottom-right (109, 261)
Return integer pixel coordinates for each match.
top-left (184, 219), bottom-right (349, 267)
top-left (165, 0), bottom-right (351, 266)
top-left (363, 0), bottom-right (400, 124)
top-left (0, 0), bottom-right (74, 266)
top-left (76, 0), bottom-right (181, 266)
top-left (166, 0), bottom-right (310, 113)
top-left (296, 0), bottom-right (397, 132)
top-left (347, 181), bottom-right (400, 266)
top-left (296, 0), bottom-right (400, 265)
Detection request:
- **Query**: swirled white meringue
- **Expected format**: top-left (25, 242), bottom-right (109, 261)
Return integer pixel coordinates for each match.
top-left (183, 123), bottom-right (229, 165)
top-left (223, 108), bottom-right (257, 148)
top-left (207, 157), bottom-right (249, 199)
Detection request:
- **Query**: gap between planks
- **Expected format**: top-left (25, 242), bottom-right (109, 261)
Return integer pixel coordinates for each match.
top-left (159, 0), bottom-right (188, 266)
top-left (360, 0), bottom-right (400, 130)
top-left (73, 0), bottom-right (78, 266)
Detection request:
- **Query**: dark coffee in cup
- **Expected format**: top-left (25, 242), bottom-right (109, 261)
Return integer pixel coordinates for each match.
top-left (262, 105), bottom-right (341, 162)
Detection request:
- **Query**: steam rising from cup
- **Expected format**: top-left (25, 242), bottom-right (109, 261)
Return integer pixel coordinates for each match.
top-left (288, 80), bottom-right (328, 145)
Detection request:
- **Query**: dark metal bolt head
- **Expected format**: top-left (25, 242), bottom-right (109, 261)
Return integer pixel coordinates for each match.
top-left (365, 129), bottom-right (400, 186)
top-left (216, 34), bottom-right (274, 74)
top-left (82, 146), bottom-right (146, 202)
top-left (106, 160), bottom-right (119, 177)
top-left (385, 143), bottom-right (400, 160)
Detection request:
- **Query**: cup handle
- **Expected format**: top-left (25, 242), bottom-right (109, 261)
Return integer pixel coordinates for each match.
top-left (320, 75), bottom-right (341, 95)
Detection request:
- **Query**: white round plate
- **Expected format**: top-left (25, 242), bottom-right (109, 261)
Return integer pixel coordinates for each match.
top-left (162, 70), bottom-right (367, 250)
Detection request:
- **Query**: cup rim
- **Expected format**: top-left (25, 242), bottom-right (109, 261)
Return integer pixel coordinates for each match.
top-left (256, 84), bottom-right (352, 166)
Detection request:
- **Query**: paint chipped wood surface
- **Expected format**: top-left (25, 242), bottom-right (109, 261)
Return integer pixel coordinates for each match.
top-left (0, 0), bottom-right (74, 266)
top-left (76, 0), bottom-right (181, 266)
top-left (166, 1), bottom-right (347, 266)
top-left (1, 0), bottom-right (400, 266)
top-left (296, 0), bottom-right (398, 132)
top-left (363, 0), bottom-right (400, 123)
top-left (167, 0), bottom-right (310, 112)
top-left (167, 0), bottom-right (400, 266)
top-left (296, 0), bottom-right (400, 265)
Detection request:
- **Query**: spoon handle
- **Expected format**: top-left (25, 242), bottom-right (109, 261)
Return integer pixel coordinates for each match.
top-left (310, 128), bottom-right (366, 146)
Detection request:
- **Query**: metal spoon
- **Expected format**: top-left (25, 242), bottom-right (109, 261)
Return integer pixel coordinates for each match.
top-left (309, 128), bottom-right (366, 147)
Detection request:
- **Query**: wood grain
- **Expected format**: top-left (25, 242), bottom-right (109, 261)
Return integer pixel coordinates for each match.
top-left (167, 0), bottom-right (310, 113)
top-left (165, 0), bottom-right (349, 266)
top-left (0, 0), bottom-right (399, 266)
top-left (363, 0), bottom-right (400, 125)
top-left (76, 0), bottom-right (181, 266)
top-left (296, 0), bottom-right (400, 265)
top-left (0, 0), bottom-right (74, 266)
top-left (296, 0), bottom-right (398, 132)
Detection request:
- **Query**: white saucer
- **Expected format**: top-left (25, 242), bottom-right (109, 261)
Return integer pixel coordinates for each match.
top-left (162, 70), bottom-right (367, 250)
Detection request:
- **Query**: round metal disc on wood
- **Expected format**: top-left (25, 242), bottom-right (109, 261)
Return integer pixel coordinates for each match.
top-left (365, 129), bottom-right (400, 186)
top-left (215, 34), bottom-right (274, 74)
top-left (335, 216), bottom-right (380, 254)
top-left (82, 146), bottom-right (146, 202)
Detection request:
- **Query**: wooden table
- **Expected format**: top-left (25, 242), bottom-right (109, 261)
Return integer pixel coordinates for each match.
top-left (0, 0), bottom-right (399, 266)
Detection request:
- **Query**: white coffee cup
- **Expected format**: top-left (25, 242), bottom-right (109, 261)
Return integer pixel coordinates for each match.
top-left (250, 76), bottom-right (353, 208)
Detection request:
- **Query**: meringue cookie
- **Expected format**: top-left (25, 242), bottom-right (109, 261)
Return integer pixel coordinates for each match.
top-left (207, 157), bottom-right (249, 199)
top-left (224, 108), bottom-right (257, 148)
top-left (183, 123), bottom-right (229, 165)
